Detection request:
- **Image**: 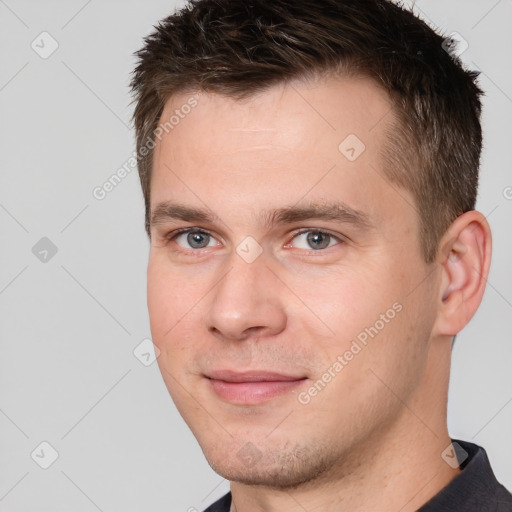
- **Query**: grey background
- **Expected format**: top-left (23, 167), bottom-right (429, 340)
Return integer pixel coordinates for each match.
top-left (0, 0), bottom-right (510, 510)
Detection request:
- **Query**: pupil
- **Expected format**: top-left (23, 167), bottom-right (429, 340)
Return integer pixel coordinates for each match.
top-left (188, 232), bottom-right (208, 248)
top-left (307, 232), bottom-right (330, 250)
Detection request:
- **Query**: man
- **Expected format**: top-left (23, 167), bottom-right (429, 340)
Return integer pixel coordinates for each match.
top-left (129, 0), bottom-right (512, 510)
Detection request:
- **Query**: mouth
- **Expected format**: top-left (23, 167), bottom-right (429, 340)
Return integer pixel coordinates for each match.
top-left (205, 369), bottom-right (308, 405)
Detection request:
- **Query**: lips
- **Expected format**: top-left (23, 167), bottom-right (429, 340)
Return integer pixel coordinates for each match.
top-left (205, 370), bottom-right (307, 405)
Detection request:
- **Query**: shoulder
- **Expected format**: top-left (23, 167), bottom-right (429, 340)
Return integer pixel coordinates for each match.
top-left (419, 439), bottom-right (512, 512)
top-left (202, 492), bottom-right (231, 512)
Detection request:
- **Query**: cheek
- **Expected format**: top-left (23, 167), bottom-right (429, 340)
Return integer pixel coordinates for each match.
top-left (147, 266), bottom-right (174, 344)
top-left (286, 262), bottom-right (400, 347)
top-left (147, 257), bottom-right (196, 351)
top-left (288, 257), bottom-right (428, 391)
top-left (148, 265), bottom-right (197, 407)
top-left (147, 255), bottom-right (220, 389)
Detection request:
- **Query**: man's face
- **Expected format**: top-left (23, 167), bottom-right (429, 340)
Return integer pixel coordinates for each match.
top-left (147, 76), bottom-right (440, 486)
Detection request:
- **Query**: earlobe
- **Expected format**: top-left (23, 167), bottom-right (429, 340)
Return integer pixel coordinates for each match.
top-left (433, 211), bottom-right (492, 337)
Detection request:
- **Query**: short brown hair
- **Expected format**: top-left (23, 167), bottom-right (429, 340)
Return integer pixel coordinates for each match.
top-left (129, 0), bottom-right (483, 262)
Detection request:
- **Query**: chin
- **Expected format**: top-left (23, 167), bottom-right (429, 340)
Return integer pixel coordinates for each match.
top-left (203, 439), bottom-right (341, 489)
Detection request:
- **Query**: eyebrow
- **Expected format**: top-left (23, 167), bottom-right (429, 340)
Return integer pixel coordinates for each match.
top-left (150, 201), bottom-right (374, 231)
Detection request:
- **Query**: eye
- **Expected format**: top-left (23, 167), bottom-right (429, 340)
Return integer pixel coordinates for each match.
top-left (288, 230), bottom-right (342, 251)
top-left (171, 229), bottom-right (220, 250)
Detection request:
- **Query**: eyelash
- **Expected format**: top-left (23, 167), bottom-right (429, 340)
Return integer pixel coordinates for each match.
top-left (163, 227), bottom-right (346, 253)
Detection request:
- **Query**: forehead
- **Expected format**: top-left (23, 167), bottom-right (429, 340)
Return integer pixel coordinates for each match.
top-left (157, 74), bottom-right (392, 157)
top-left (150, 75), bottom-right (415, 236)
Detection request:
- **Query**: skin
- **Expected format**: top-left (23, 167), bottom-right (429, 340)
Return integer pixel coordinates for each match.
top-left (147, 75), bottom-right (492, 512)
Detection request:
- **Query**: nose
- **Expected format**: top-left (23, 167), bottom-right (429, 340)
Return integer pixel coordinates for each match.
top-left (205, 252), bottom-right (287, 342)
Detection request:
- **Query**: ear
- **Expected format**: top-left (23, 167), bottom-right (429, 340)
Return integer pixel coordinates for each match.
top-left (432, 210), bottom-right (492, 337)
